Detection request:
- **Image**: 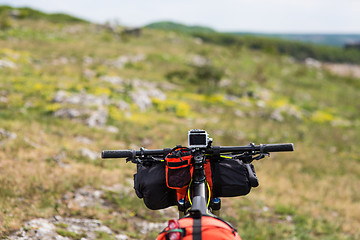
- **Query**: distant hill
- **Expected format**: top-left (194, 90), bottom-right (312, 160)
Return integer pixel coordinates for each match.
top-left (147, 21), bottom-right (360, 48)
top-left (0, 5), bottom-right (87, 23)
top-left (229, 32), bottom-right (360, 47)
top-left (192, 32), bottom-right (360, 64)
top-left (145, 21), bottom-right (360, 64)
top-left (145, 21), bottom-right (216, 34)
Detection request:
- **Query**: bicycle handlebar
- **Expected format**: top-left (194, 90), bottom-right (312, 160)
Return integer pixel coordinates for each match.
top-left (101, 150), bottom-right (135, 158)
top-left (101, 143), bottom-right (294, 159)
top-left (260, 143), bottom-right (294, 152)
top-left (101, 148), bottom-right (172, 159)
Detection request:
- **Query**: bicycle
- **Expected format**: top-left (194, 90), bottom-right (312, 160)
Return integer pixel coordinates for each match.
top-left (102, 129), bottom-right (294, 239)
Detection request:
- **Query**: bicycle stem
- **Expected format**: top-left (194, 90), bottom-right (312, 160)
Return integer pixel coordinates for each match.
top-left (189, 149), bottom-right (208, 215)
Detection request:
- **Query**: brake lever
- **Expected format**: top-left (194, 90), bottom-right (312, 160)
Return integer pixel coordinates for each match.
top-left (234, 152), bottom-right (270, 163)
top-left (126, 156), bottom-right (139, 164)
top-left (253, 153), bottom-right (270, 161)
top-left (234, 152), bottom-right (253, 163)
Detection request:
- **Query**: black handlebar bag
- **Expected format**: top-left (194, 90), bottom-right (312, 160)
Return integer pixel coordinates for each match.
top-left (134, 162), bottom-right (177, 210)
top-left (211, 157), bottom-right (258, 197)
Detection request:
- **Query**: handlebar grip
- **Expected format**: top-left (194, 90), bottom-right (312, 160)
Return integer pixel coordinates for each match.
top-left (101, 150), bottom-right (135, 158)
top-left (260, 143), bottom-right (294, 153)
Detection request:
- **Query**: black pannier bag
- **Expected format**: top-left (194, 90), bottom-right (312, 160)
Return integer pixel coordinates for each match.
top-left (134, 162), bottom-right (177, 210)
top-left (211, 157), bottom-right (258, 197)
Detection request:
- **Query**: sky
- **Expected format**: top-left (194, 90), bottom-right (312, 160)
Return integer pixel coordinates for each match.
top-left (1, 0), bottom-right (360, 33)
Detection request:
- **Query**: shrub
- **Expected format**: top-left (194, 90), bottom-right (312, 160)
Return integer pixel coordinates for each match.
top-left (192, 65), bottom-right (224, 93)
top-left (0, 12), bottom-right (12, 30)
top-left (165, 69), bottom-right (191, 83)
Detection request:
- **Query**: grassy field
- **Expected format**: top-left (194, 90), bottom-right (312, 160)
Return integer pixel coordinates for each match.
top-left (0, 9), bottom-right (360, 239)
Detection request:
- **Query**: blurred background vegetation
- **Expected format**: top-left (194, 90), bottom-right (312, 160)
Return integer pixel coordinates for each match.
top-left (0, 5), bottom-right (359, 240)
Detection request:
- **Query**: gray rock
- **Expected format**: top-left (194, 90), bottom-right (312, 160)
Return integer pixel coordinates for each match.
top-left (129, 79), bottom-right (166, 111)
top-left (0, 128), bottom-right (17, 140)
top-left (82, 69), bottom-right (96, 80)
top-left (7, 217), bottom-right (119, 240)
top-left (101, 184), bottom-right (131, 194)
top-left (305, 58), bottom-right (322, 68)
top-left (52, 152), bottom-right (71, 168)
top-left (219, 78), bottom-right (232, 87)
top-left (67, 93), bottom-right (109, 107)
top-left (130, 79), bottom-right (166, 99)
top-left (23, 136), bottom-right (41, 148)
top-left (0, 96), bottom-right (8, 103)
top-left (116, 100), bottom-right (130, 111)
top-left (225, 94), bottom-right (239, 102)
top-left (83, 56), bottom-right (94, 65)
top-left (130, 89), bottom-right (152, 111)
top-left (10, 9), bottom-right (21, 18)
top-left (80, 148), bottom-right (99, 161)
top-left (104, 125), bottom-right (119, 133)
top-left (0, 59), bottom-right (16, 69)
top-left (270, 110), bottom-right (284, 122)
top-left (54, 108), bottom-right (82, 118)
top-left (0, 129), bottom-right (17, 146)
top-left (108, 54), bottom-right (145, 68)
top-left (75, 136), bottom-right (93, 144)
top-left (7, 218), bottom-right (68, 240)
top-left (158, 207), bottom-right (178, 219)
top-left (52, 91), bottom-right (110, 127)
top-left (64, 186), bottom-right (104, 209)
top-left (234, 109), bottom-right (245, 117)
top-left (256, 100), bottom-right (266, 108)
top-left (53, 90), bottom-right (68, 103)
top-left (135, 221), bottom-right (167, 235)
top-left (85, 107), bottom-right (108, 127)
top-left (116, 234), bottom-right (129, 240)
top-left (188, 54), bottom-right (210, 67)
top-left (52, 57), bottom-right (70, 65)
top-left (100, 75), bottom-right (124, 85)
top-left (286, 215), bottom-right (293, 222)
top-left (285, 106), bottom-right (303, 120)
top-left (53, 91), bottom-right (110, 107)
top-left (53, 107), bottom-right (109, 128)
top-left (141, 138), bottom-right (152, 146)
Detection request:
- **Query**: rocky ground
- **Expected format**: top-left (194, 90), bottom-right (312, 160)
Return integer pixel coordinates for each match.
top-left (305, 57), bottom-right (360, 78)
top-left (6, 186), bottom-right (177, 240)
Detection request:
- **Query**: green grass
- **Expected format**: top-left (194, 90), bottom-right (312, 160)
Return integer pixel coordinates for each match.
top-left (56, 228), bottom-right (87, 240)
top-left (146, 21), bottom-right (216, 34)
top-left (0, 7), bottom-right (360, 239)
top-left (0, 5), bottom-right (87, 23)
